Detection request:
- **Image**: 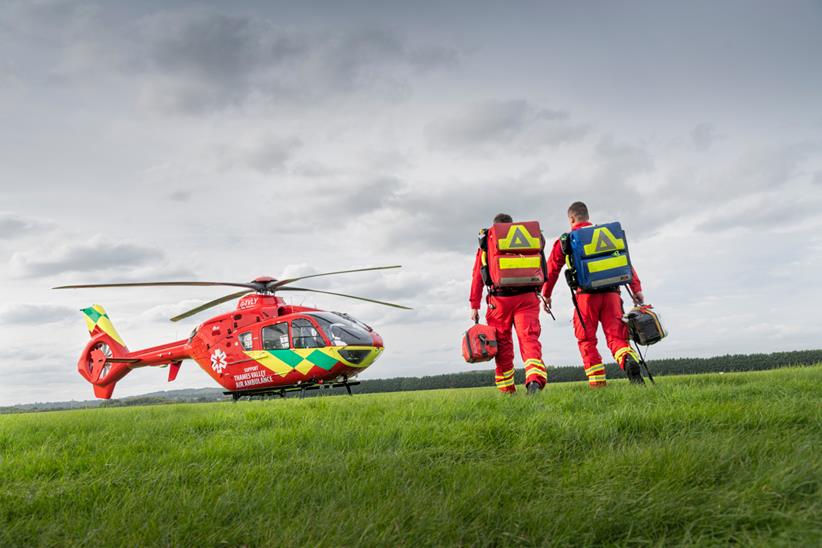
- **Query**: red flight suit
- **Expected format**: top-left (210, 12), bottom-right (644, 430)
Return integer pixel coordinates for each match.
top-left (470, 250), bottom-right (548, 393)
top-left (542, 221), bottom-right (642, 388)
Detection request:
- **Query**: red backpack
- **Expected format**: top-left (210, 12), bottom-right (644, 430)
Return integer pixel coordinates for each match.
top-left (462, 323), bottom-right (498, 363)
top-left (480, 221), bottom-right (547, 290)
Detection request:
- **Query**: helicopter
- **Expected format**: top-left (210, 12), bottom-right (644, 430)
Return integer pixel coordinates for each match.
top-left (54, 266), bottom-right (410, 400)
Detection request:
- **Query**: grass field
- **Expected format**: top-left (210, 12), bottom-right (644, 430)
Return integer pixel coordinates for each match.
top-left (1, 367), bottom-right (820, 547)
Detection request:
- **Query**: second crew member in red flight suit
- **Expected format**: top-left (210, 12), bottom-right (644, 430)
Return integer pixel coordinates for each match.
top-left (470, 213), bottom-right (549, 396)
top-left (542, 202), bottom-right (646, 387)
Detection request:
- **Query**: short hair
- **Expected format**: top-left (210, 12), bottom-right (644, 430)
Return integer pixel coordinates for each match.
top-left (567, 202), bottom-right (589, 221)
top-left (493, 213), bottom-right (513, 224)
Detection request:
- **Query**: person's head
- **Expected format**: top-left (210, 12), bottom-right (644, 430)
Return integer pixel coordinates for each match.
top-left (493, 213), bottom-right (513, 224)
top-left (567, 201), bottom-right (589, 226)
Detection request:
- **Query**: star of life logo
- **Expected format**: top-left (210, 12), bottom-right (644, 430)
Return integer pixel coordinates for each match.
top-left (211, 349), bottom-right (227, 374)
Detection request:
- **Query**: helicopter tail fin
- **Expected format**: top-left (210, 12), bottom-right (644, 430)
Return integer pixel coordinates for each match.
top-left (77, 305), bottom-right (132, 399)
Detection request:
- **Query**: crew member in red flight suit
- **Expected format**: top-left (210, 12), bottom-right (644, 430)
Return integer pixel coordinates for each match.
top-left (470, 213), bottom-right (549, 396)
top-left (542, 202), bottom-right (646, 387)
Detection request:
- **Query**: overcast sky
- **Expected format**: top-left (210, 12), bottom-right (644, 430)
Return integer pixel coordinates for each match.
top-left (1, 0), bottom-right (821, 405)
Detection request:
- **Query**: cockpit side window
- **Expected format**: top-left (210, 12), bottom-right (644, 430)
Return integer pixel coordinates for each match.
top-left (307, 312), bottom-right (373, 346)
top-left (239, 331), bottom-right (253, 351)
top-left (291, 318), bottom-right (325, 349)
top-left (262, 322), bottom-right (289, 350)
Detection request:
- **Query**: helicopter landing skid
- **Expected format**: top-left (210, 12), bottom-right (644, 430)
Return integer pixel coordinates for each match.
top-left (225, 380), bottom-right (361, 401)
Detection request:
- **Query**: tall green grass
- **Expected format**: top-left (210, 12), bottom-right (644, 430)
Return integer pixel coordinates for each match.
top-left (1, 367), bottom-right (820, 546)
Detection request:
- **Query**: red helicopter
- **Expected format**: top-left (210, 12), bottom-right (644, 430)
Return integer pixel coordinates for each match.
top-left (54, 266), bottom-right (410, 400)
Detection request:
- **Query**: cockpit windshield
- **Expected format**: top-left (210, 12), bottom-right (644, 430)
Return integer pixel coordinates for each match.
top-left (307, 312), bottom-right (373, 346)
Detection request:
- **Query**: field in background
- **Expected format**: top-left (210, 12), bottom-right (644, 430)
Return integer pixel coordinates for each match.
top-left (6, 348), bottom-right (822, 413)
top-left (1, 366), bottom-right (820, 546)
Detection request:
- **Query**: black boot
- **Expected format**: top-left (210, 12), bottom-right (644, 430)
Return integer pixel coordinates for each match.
top-left (526, 381), bottom-right (542, 395)
top-left (624, 356), bottom-right (645, 385)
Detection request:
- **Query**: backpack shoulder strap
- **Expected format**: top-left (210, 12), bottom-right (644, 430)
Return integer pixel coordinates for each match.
top-left (559, 232), bottom-right (571, 255)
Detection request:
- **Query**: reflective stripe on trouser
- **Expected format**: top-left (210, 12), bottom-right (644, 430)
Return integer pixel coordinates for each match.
top-left (524, 359), bottom-right (547, 384)
top-left (614, 346), bottom-right (639, 368)
top-left (584, 363), bottom-right (606, 387)
top-left (495, 368), bottom-right (515, 392)
top-left (573, 292), bottom-right (633, 373)
top-left (487, 292), bottom-right (546, 390)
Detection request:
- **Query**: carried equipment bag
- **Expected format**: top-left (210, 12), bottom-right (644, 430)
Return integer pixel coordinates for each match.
top-left (479, 221), bottom-right (547, 291)
top-left (462, 322), bottom-right (498, 363)
top-left (624, 305), bottom-right (667, 346)
top-left (561, 222), bottom-right (633, 292)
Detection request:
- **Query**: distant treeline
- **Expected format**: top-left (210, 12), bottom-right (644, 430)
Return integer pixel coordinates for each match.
top-left (353, 349), bottom-right (822, 394)
top-left (3, 349), bottom-right (821, 413)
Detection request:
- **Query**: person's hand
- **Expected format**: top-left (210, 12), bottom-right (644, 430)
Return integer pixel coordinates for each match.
top-left (470, 308), bottom-right (480, 323)
top-left (632, 291), bottom-right (645, 306)
top-left (542, 296), bottom-right (552, 313)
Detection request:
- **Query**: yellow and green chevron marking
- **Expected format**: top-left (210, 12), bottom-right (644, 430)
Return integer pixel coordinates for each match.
top-left (81, 304), bottom-right (126, 347)
top-left (243, 346), bottom-right (382, 377)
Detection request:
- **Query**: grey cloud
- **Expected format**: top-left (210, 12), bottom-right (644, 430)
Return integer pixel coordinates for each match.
top-left (655, 142), bottom-right (817, 233)
top-left (239, 136), bottom-right (302, 174)
top-left (168, 189), bottom-right (193, 202)
top-left (323, 28), bottom-right (457, 90)
top-left (255, 175), bottom-right (404, 233)
top-left (137, 11), bottom-right (307, 112)
top-left (425, 100), bottom-right (590, 152)
top-left (696, 185), bottom-right (822, 233)
top-left (10, 235), bottom-right (164, 278)
top-left (0, 303), bottom-right (77, 325)
top-left (730, 144), bottom-right (812, 194)
top-left (270, 134), bottom-right (658, 255)
top-left (0, 212), bottom-right (54, 239)
top-left (813, 172), bottom-right (822, 185)
top-left (134, 11), bottom-right (456, 113)
top-left (691, 123), bottom-right (716, 151)
top-left (594, 135), bottom-right (654, 170)
top-left (338, 176), bottom-right (403, 213)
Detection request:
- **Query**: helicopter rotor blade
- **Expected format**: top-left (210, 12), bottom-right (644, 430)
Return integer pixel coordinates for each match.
top-left (278, 286), bottom-right (412, 310)
top-left (170, 290), bottom-right (253, 323)
top-left (269, 265), bottom-right (402, 290)
top-left (54, 281), bottom-right (258, 290)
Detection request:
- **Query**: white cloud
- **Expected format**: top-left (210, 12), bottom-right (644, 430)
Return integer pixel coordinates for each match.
top-left (10, 234), bottom-right (165, 278)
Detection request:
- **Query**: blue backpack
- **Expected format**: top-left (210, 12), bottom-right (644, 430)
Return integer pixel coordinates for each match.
top-left (561, 222), bottom-right (633, 291)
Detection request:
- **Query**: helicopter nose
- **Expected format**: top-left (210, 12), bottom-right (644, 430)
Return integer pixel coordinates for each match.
top-left (371, 331), bottom-right (384, 348)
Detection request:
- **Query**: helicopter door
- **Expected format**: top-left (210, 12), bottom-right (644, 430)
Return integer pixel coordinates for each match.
top-left (291, 318), bottom-right (326, 349)
top-left (262, 322), bottom-right (290, 350)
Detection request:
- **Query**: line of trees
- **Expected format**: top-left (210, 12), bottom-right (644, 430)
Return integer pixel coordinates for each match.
top-left (351, 349), bottom-right (822, 394)
top-left (3, 349), bottom-right (821, 413)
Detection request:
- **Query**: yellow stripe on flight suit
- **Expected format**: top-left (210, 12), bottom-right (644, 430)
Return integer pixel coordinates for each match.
top-left (614, 347), bottom-right (638, 365)
top-left (524, 359), bottom-right (547, 379)
top-left (495, 368), bottom-right (515, 388)
top-left (585, 364), bottom-right (605, 377)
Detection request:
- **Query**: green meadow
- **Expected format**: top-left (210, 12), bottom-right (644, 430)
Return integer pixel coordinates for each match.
top-left (1, 366), bottom-right (820, 547)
